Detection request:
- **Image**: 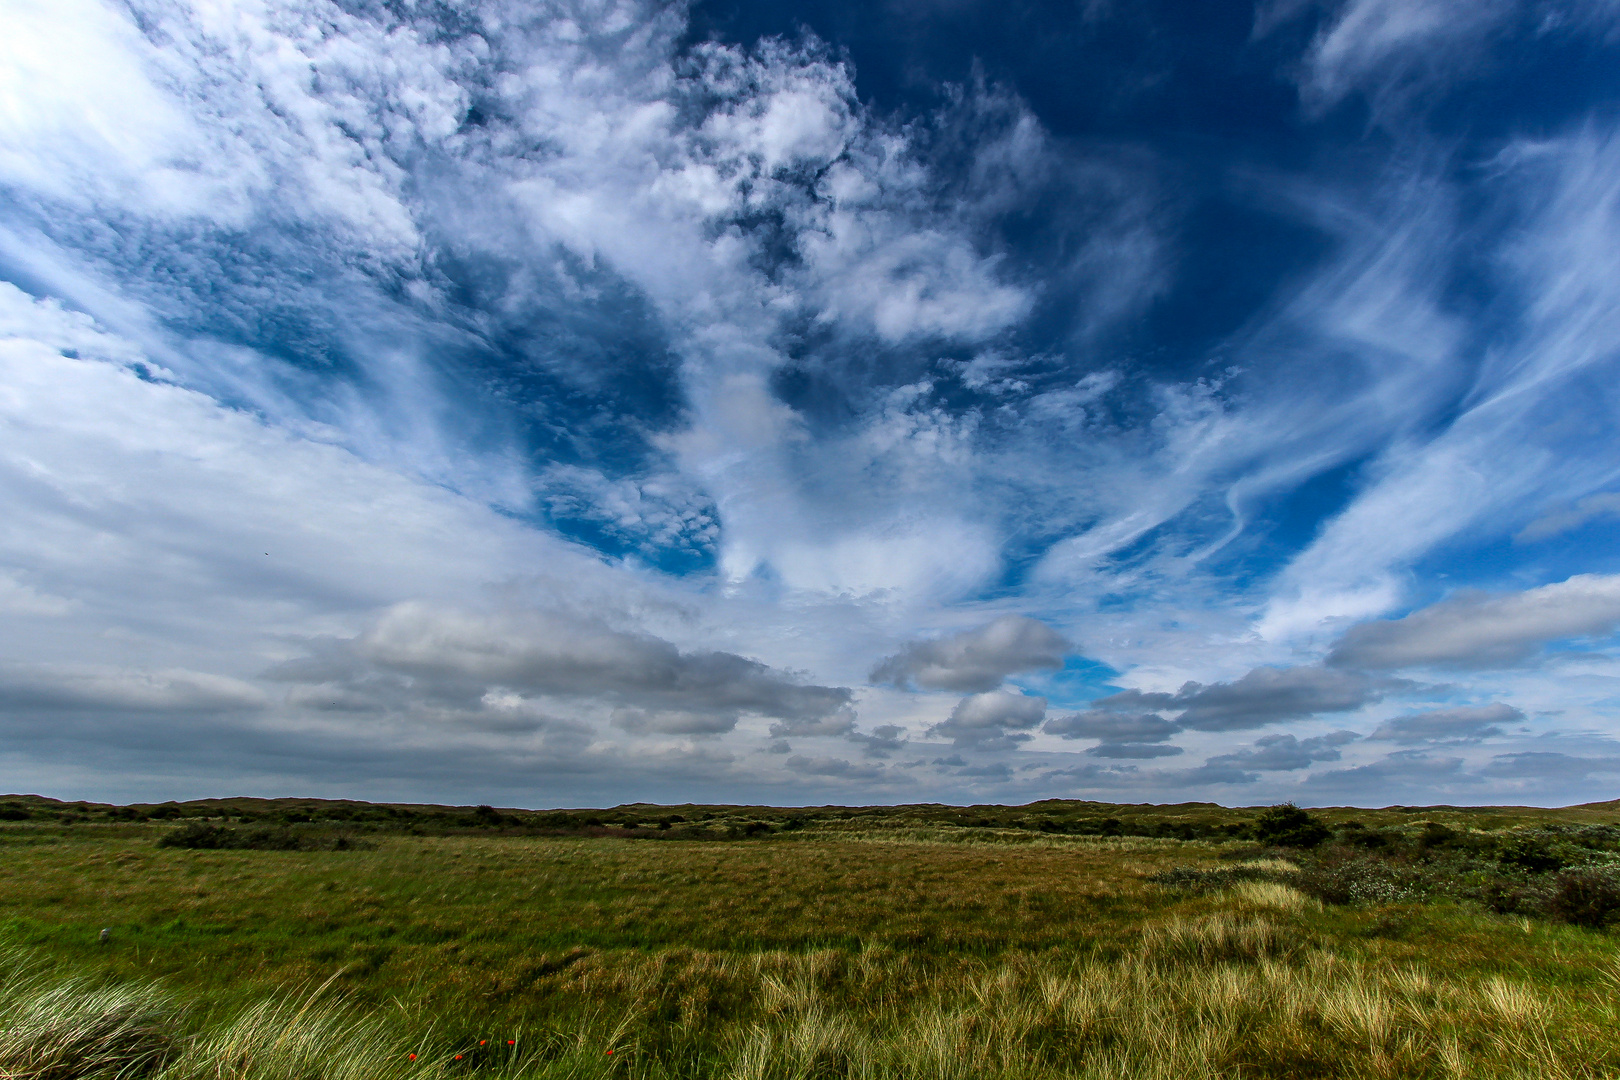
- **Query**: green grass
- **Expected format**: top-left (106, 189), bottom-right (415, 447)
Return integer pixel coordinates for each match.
top-left (5, 800), bottom-right (1620, 1077)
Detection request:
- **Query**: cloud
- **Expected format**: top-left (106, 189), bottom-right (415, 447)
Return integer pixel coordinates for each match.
top-left (1091, 666), bottom-right (1381, 731)
top-left (269, 602), bottom-right (855, 736)
top-left (870, 615), bottom-right (1071, 693)
top-left (848, 723), bottom-right (907, 758)
top-left (1516, 492), bottom-right (1620, 543)
top-left (782, 754), bottom-right (902, 782)
top-left (1172, 666), bottom-right (1373, 733)
top-left (1087, 742), bottom-right (1184, 759)
top-left (1479, 752), bottom-right (1620, 780)
top-left (0, 664), bottom-right (266, 713)
top-left (1259, 127), bottom-right (1620, 641)
top-left (1168, 762), bottom-right (1262, 786)
top-left (1044, 708), bottom-right (1182, 758)
top-left (954, 762), bottom-right (1013, 780)
top-left (1369, 703), bottom-right (1523, 744)
top-left (1327, 575), bottom-right (1620, 670)
top-left (1044, 710), bottom-right (1179, 742)
top-left (1205, 731), bottom-right (1358, 771)
top-left (928, 690), bottom-right (1047, 748)
top-left (4, 0), bottom-right (1620, 807)
top-left (1299, 0), bottom-right (1514, 111)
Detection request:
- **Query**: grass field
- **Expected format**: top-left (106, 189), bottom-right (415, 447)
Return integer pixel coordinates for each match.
top-left (5, 797), bottom-right (1620, 1078)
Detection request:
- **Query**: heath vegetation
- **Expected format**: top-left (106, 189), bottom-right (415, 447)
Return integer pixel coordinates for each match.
top-left (4, 795), bottom-right (1620, 1078)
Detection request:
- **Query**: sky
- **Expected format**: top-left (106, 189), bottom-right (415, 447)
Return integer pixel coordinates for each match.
top-left (2, 0), bottom-right (1620, 809)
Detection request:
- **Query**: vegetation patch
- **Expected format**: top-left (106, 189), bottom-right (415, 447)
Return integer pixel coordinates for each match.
top-left (4, 795), bottom-right (1620, 1077)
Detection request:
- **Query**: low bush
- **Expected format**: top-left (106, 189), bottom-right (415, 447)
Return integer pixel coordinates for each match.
top-left (1544, 868), bottom-right (1620, 928)
top-left (1252, 804), bottom-right (1331, 849)
top-left (157, 822), bottom-right (367, 852)
top-left (1296, 853), bottom-right (1424, 905)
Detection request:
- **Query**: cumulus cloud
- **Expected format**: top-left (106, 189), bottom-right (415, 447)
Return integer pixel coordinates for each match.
top-left (1205, 731), bottom-right (1357, 771)
top-left (1327, 575), bottom-right (1620, 670)
top-left (870, 615), bottom-right (1071, 693)
top-left (1369, 703), bottom-right (1523, 744)
top-left (848, 724), bottom-right (907, 758)
top-left (1045, 710), bottom-right (1179, 742)
top-left (1044, 708), bottom-right (1182, 758)
top-left (1090, 666), bottom-right (1381, 731)
top-left (928, 690), bottom-right (1047, 748)
top-left (269, 603), bottom-right (854, 736)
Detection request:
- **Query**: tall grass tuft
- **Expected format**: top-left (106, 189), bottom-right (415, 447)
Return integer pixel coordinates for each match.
top-left (0, 947), bottom-right (177, 1080)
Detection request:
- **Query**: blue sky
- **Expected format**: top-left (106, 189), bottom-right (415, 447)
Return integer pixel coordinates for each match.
top-left (2, 0), bottom-right (1620, 808)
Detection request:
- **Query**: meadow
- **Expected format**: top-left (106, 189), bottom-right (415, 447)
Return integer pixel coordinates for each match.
top-left (4, 795), bottom-right (1620, 1078)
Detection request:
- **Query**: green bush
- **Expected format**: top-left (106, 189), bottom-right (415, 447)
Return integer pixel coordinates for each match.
top-left (1253, 804), bottom-right (1330, 849)
top-left (1496, 833), bottom-right (1570, 873)
top-left (157, 822), bottom-right (363, 852)
top-left (1297, 854), bottom-right (1423, 905)
top-left (1545, 868), bottom-right (1620, 928)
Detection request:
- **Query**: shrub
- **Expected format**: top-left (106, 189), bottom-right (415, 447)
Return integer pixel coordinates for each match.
top-left (1253, 804), bottom-right (1331, 849)
top-left (1297, 854), bottom-right (1422, 905)
top-left (1544, 868), bottom-right (1620, 928)
top-left (157, 822), bottom-right (230, 849)
top-left (158, 823), bottom-right (363, 852)
top-left (1497, 833), bottom-right (1571, 874)
top-left (1476, 877), bottom-right (1548, 917)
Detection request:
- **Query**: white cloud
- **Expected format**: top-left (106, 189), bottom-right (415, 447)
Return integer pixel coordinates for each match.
top-left (1294, 0), bottom-right (1515, 112)
top-left (871, 614), bottom-right (1071, 693)
top-left (2, 0), bottom-right (1620, 806)
top-left (1516, 492), bottom-right (1620, 543)
top-left (1261, 128), bottom-right (1620, 641)
top-left (929, 690), bottom-right (1047, 748)
top-left (1369, 703), bottom-right (1522, 743)
top-left (1327, 575), bottom-right (1620, 669)
top-left (270, 601), bottom-right (856, 734)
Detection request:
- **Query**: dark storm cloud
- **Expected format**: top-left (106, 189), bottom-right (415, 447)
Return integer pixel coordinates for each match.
top-left (1369, 704), bottom-right (1522, 744)
top-left (1326, 575), bottom-right (1620, 670)
top-left (269, 603), bottom-right (854, 736)
top-left (870, 615), bottom-right (1071, 693)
